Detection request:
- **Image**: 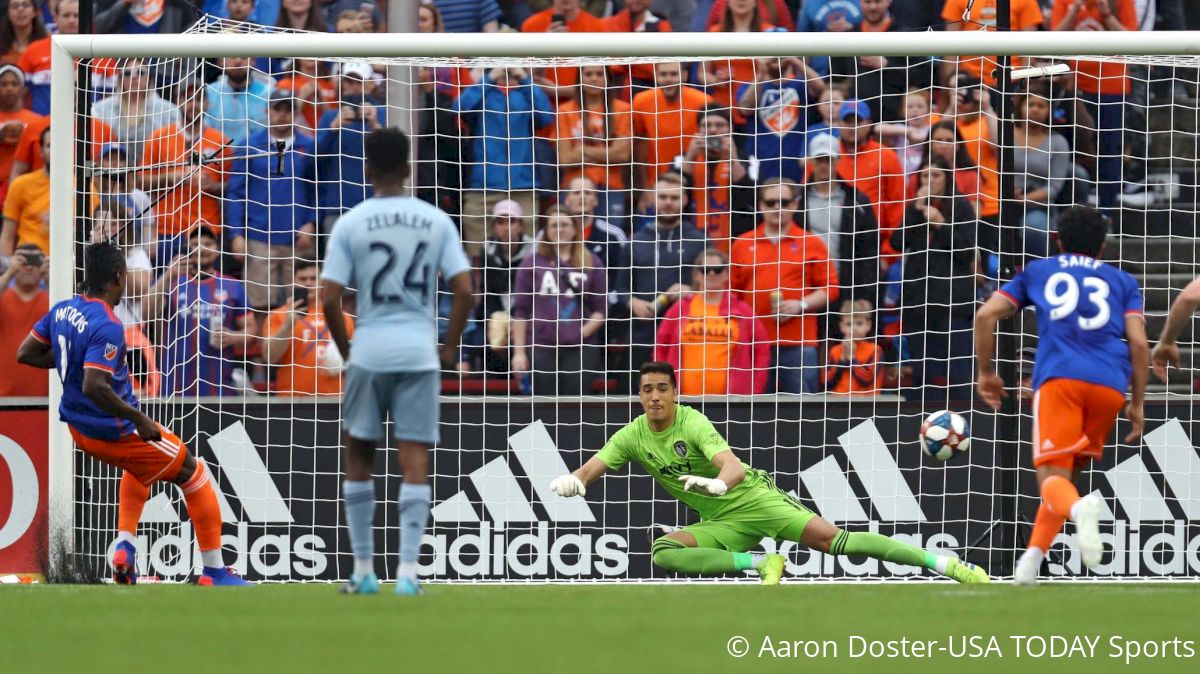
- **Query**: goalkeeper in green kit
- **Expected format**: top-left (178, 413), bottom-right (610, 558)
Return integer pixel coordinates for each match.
top-left (549, 362), bottom-right (990, 584)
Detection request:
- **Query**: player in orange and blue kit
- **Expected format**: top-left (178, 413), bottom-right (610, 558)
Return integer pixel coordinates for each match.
top-left (974, 207), bottom-right (1148, 585)
top-left (16, 242), bottom-right (249, 586)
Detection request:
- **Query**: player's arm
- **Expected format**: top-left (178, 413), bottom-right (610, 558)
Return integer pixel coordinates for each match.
top-left (81, 368), bottom-right (161, 441)
top-left (321, 279), bottom-right (352, 362)
top-left (15, 332), bottom-right (53, 369)
top-left (549, 456), bottom-right (610, 497)
top-left (441, 271), bottom-right (474, 369)
top-left (1151, 277), bottom-right (1200, 381)
top-left (1125, 313), bottom-right (1149, 443)
top-left (678, 450), bottom-right (744, 496)
top-left (974, 292), bottom-right (1020, 410)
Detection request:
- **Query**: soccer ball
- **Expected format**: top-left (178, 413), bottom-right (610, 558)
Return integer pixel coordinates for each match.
top-left (919, 410), bottom-right (971, 461)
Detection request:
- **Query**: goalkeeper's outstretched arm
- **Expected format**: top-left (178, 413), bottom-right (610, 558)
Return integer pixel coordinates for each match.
top-left (678, 450), bottom-right (745, 497)
top-left (549, 457), bottom-right (610, 497)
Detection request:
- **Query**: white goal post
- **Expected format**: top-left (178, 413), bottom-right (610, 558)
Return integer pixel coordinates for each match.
top-left (46, 28), bottom-right (1200, 582)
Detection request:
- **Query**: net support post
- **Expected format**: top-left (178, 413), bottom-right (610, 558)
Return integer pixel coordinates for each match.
top-left (994, 0), bottom-right (1022, 579)
top-left (48, 36), bottom-right (78, 567)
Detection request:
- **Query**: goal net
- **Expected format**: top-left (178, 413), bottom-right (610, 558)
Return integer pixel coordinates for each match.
top-left (48, 22), bottom-right (1200, 582)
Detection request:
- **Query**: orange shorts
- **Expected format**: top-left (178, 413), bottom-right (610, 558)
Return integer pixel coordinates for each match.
top-left (1032, 378), bottom-right (1126, 469)
top-left (69, 424), bottom-right (189, 486)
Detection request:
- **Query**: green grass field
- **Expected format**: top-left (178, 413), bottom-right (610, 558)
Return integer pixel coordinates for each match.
top-left (2, 583), bottom-right (1198, 674)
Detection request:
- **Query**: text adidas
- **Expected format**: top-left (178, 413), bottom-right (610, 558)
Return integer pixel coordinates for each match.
top-left (125, 522), bottom-right (329, 578)
top-left (1048, 521), bottom-right (1200, 576)
top-left (420, 522), bottom-right (629, 577)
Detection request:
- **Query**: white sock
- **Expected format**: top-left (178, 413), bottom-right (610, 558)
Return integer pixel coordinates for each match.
top-left (1020, 547), bottom-right (1046, 567)
top-left (750, 554), bottom-right (766, 567)
top-left (354, 558), bottom-right (375, 578)
top-left (116, 531), bottom-right (136, 547)
top-left (200, 549), bottom-right (223, 568)
top-left (397, 560), bottom-right (418, 580)
top-left (934, 556), bottom-right (950, 575)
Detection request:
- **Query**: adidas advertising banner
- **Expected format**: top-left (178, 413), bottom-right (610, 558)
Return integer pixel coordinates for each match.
top-left (57, 399), bottom-right (1200, 582)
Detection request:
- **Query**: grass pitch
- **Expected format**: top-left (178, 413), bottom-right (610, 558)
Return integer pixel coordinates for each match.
top-left (1, 583), bottom-right (1198, 674)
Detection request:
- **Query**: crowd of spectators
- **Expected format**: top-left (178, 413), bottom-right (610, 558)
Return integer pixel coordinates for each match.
top-left (0, 0), bottom-right (1194, 402)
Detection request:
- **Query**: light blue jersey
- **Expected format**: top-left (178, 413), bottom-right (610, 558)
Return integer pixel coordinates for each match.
top-left (322, 196), bottom-right (471, 372)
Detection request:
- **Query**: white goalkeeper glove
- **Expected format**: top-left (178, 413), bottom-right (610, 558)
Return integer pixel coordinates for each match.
top-left (678, 475), bottom-right (728, 496)
top-left (549, 474), bottom-right (586, 498)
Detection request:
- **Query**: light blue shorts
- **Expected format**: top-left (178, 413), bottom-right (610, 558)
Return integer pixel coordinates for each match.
top-left (343, 367), bottom-right (440, 445)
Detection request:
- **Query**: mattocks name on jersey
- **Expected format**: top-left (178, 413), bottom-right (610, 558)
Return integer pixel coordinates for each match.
top-left (53, 305), bottom-right (89, 332)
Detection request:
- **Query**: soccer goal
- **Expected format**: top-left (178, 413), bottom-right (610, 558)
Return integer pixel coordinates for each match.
top-left (45, 24), bottom-right (1200, 583)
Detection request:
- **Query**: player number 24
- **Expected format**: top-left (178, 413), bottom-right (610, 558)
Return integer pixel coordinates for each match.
top-left (369, 241), bottom-right (431, 304)
top-left (1045, 272), bottom-right (1110, 330)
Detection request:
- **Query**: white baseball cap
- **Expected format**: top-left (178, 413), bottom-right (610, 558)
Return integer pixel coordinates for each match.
top-left (340, 61), bottom-right (375, 81)
top-left (807, 133), bottom-right (840, 159)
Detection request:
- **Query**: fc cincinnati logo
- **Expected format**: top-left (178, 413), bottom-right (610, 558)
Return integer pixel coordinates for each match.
top-left (103, 343), bottom-right (118, 360)
top-left (673, 441), bottom-right (687, 458)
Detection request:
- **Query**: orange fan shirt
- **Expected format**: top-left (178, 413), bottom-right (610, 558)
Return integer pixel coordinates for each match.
top-left (631, 85), bottom-right (712, 186)
top-left (555, 97), bottom-right (633, 190)
top-left (678, 295), bottom-right (740, 395)
top-left (265, 308), bottom-right (354, 396)
top-left (1050, 0), bottom-right (1137, 95)
top-left (684, 149), bottom-right (733, 248)
top-left (603, 10), bottom-right (672, 83)
top-left (276, 73), bottom-right (338, 131)
top-left (824, 340), bottom-right (883, 395)
top-left (956, 113), bottom-right (1000, 219)
top-left (836, 136), bottom-right (906, 236)
top-left (140, 124), bottom-right (230, 236)
top-left (15, 117), bottom-right (114, 171)
top-left (521, 9), bottom-right (608, 94)
top-left (0, 109), bottom-right (43, 195)
top-left (705, 25), bottom-right (773, 125)
top-left (941, 0), bottom-right (1044, 85)
top-left (3, 169), bottom-right (49, 253)
top-left (730, 223), bottom-right (839, 346)
top-left (0, 286), bottom-right (49, 397)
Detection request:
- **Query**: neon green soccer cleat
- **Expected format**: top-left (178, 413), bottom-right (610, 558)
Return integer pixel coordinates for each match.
top-left (755, 554), bottom-right (786, 585)
top-left (946, 559), bottom-right (991, 584)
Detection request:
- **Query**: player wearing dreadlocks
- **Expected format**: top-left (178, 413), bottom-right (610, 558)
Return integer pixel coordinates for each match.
top-left (549, 361), bottom-right (990, 584)
top-left (16, 241), bottom-right (249, 586)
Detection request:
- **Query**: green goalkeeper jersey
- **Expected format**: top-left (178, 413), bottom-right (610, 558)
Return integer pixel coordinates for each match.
top-left (595, 405), bottom-right (770, 520)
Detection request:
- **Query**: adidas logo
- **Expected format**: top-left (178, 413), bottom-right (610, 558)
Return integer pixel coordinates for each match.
top-left (1091, 418), bottom-right (1199, 524)
top-left (141, 421), bottom-right (291, 524)
top-left (1042, 439), bottom-right (1055, 451)
top-left (422, 420), bottom-right (628, 578)
top-left (431, 420), bottom-right (596, 525)
top-left (799, 420), bottom-right (926, 523)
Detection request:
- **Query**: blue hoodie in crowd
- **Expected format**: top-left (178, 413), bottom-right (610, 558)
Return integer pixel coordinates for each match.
top-left (314, 103), bottom-right (388, 222)
top-left (224, 129), bottom-right (316, 245)
top-left (453, 73), bottom-right (554, 192)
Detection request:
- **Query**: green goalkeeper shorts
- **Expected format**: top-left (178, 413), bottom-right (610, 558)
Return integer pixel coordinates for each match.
top-left (681, 487), bottom-right (817, 553)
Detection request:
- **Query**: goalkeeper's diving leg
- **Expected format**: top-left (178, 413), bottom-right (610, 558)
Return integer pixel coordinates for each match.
top-left (651, 508), bottom-right (990, 585)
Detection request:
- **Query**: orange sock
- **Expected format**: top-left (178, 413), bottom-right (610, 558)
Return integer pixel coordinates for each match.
top-left (118, 471), bottom-right (149, 536)
top-left (1028, 502), bottom-right (1066, 553)
top-left (1041, 475), bottom-right (1082, 519)
top-left (180, 460), bottom-right (223, 555)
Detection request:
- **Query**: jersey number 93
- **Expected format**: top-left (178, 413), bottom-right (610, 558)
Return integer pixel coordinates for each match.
top-left (1045, 272), bottom-right (1110, 331)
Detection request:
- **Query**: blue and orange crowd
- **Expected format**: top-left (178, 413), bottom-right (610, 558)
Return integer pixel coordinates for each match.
top-left (0, 0), bottom-right (1189, 401)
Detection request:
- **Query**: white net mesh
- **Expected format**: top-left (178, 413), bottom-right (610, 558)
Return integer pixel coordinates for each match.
top-left (51, 19), bottom-right (1200, 582)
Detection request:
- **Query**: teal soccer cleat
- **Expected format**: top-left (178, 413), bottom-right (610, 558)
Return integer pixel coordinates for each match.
top-left (395, 577), bottom-right (424, 596)
top-left (340, 573), bottom-right (380, 595)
